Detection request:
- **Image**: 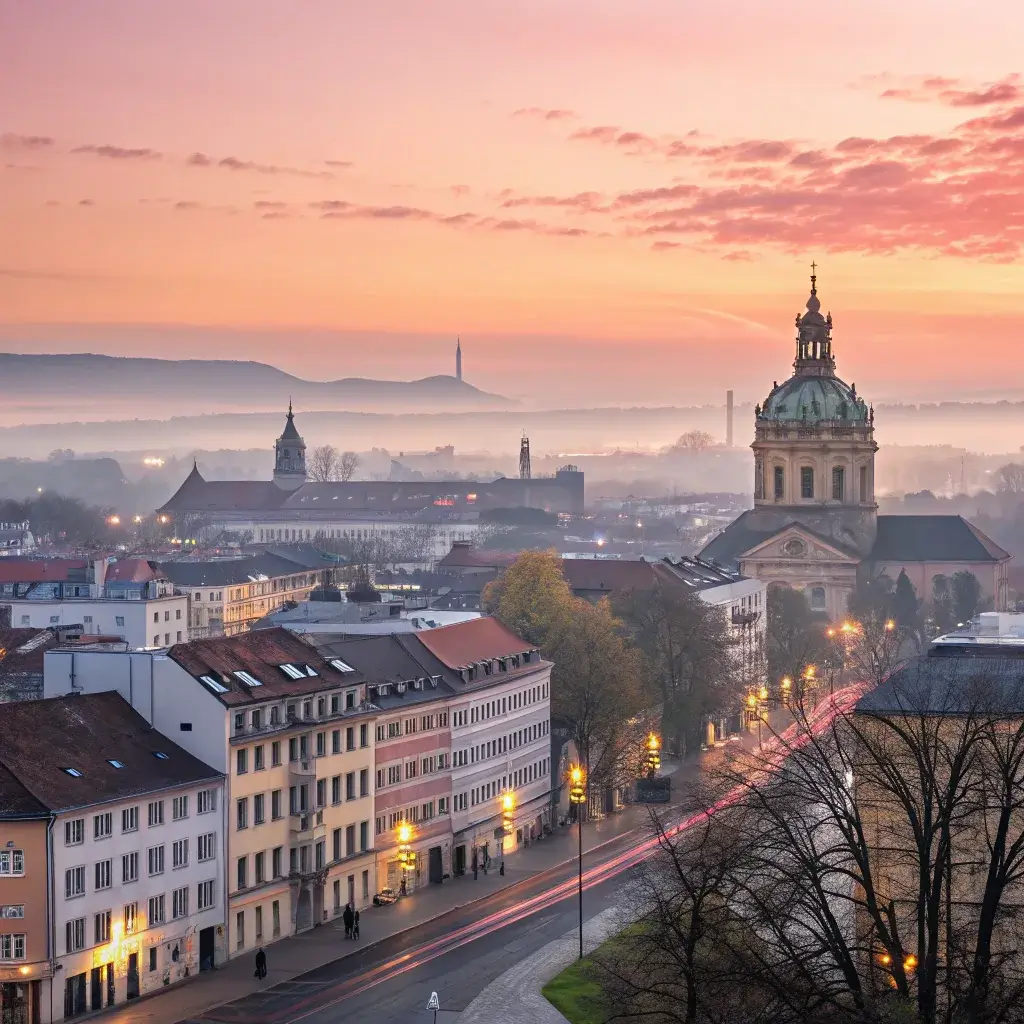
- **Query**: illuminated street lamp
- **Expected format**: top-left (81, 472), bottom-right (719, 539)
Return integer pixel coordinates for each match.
top-left (780, 676), bottom-right (792, 705)
top-left (501, 791), bottom-right (515, 835)
top-left (395, 821), bottom-right (416, 893)
top-left (107, 515), bottom-right (121, 526)
top-left (132, 515), bottom-right (143, 524)
top-left (568, 764), bottom-right (587, 959)
top-left (645, 732), bottom-right (661, 776)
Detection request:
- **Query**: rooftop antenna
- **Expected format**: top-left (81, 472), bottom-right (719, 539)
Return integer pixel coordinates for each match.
top-left (519, 433), bottom-right (532, 481)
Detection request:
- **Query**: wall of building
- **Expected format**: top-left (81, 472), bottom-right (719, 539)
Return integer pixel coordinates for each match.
top-left (9, 596), bottom-right (189, 649)
top-left (250, 521), bottom-right (479, 563)
top-left (49, 782), bottom-right (226, 1022)
top-left (871, 560), bottom-right (1009, 613)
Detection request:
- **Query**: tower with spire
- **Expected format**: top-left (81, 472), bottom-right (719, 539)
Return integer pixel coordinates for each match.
top-left (273, 400), bottom-right (307, 491)
top-left (455, 337), bottom-right (462, 383)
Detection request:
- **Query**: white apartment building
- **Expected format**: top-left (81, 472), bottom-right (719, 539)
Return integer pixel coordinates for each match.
top-left (415, 619), bottom-right (553, 875)
top-left (0, 692), bottom-right (226, 1023)
top-left (44, 628), bottom-right (377, 959)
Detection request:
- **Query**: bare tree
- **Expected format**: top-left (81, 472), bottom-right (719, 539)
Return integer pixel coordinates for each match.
top-left (308, 444), bottom-right (340, 482)
top-left (339, 450), bottom-right (360, 481)
top-left (674, 429), bottom-right (716, 452)
top-left (996, 463), bottom-right (1024, 494)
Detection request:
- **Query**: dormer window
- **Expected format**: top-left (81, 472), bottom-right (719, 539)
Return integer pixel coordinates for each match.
top-left (233, 670), bottom-right (262, 687)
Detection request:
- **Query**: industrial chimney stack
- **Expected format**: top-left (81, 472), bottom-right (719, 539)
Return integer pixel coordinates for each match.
top-left (726, 390), bottom-right (734, 448)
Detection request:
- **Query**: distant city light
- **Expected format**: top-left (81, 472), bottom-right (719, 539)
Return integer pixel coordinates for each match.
top-left (142, 456), bottom-right (165, 467)
top-left (132, 515), bottom-right (143, 524)
top-left (157, 514), bottom-right (170, 524)
top-left (107, 515), bottom-right (121, 526)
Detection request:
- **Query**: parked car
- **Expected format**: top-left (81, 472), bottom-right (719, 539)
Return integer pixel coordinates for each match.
top-left (373, 887), bottom-right (399, 906)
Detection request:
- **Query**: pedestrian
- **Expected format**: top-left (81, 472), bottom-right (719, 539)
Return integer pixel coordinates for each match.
top-left (342, 903), bottom-right (354, 938)
top-left (254, 947), bottom-right (267, 981)
top-left (352, 910), bottom-right (360, 940)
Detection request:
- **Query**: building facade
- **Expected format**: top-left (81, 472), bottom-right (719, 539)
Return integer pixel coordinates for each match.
top-left (0, 693), bottom-right (226, 1023)
top-left (700, 272), bottom-right (1012, 616)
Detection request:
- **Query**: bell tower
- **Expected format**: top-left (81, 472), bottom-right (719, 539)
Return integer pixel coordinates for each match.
top-left (273, 401), bottom-right (307, 491)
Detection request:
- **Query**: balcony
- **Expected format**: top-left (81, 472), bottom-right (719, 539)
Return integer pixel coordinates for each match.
top-left (289, 757), bottom-right (317, 785)
top-left (290, 809), bottom-right (326, 843)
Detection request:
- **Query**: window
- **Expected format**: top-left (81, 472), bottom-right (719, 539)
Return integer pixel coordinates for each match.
top-left (254, 793), bottom-right (265, 825)
top-left (359, 820), bottom-right (369, 852)
top-left (800, 466), bottom-right (814, 499)
top-left (64, 819), bottom-right (84, 846)
top-left (773, 465), bottom-right (785, 499)
top-left (66, 918), bottom-right (86, 953)
top-left (346, 772), bottom-right (356, 801)
top-left (387, 766), bottom-right (401, 785)
top-left (255, 851), bottom-right (266, 884)
top-left (148, 894), bottom-right (165, 925)
top-left (809, 586), bottom-right (827, 612)
top-left (236, 749), bottom-right (248, 775)
top-left (832, 465), bottom-right (845, 501)
top-left (346, 726), bottom-right (355, 751)
top-left (172, 886), bottom-right (189, 920)
top-left (332, 730), bottom-right (341, 755)
top-left (860, 464), bottom-right (869, 500)
top-left (121, 806), bottom-right (139, 833)
top-left (198, 880), bottom-right (216, 911)
top-left (94, 859), bottom-right (112, 890)
top-left (316, 778), bottom-right (327, 807)
top-left (197, 832), bottom-right (216, 862)
top-left (271, 741), bottom-right (282, 767)
top-left (236, 910), bottom-right (245, 950)
top-left (176, 608), bottom-right (182, 620)
top-left (271, 790), bottom-right (282, 820)
top-left (197, 789), bottom-right (216, 814)
top-left (148, 846), bottom-right (165, 876)
top-left (272, 847), bottom-right (283, 878)
top-left (359, 768), bottom-right (369, 797)
top-left (93, 812), bottom-right (113, 840)
top-left (237, 857), bottom-right (248, 890)
top-left (122, 851), bottom-right (139, 884)
top-left (233, 670), bottom-right (262, 687)
top-left (149, 947), bottom-right (157, 972)
top-left (172, 839), bottom-right (189, 869)
top-left (172, 795), bottom-right (189, 820)
top-left (254, 745), bottom-right (265, 771)
top-left (405, 761), bottom-right (417, 780)
top-left (94, 910), bottom-right (111, 944)
top-left (237, 798), bottom-right (248, 830)
top-left (360, 724), bottom-right (368, 747)
top-left (148, 800), bottom-right (164, 827)
top-left (65, 866), bottom-right (85, 898)
top-left (0, 933), bottom-right (26, 962)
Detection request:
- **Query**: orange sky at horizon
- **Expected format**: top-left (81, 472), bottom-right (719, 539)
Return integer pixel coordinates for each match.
top-left (4, 0), bottom-right (1024, 407)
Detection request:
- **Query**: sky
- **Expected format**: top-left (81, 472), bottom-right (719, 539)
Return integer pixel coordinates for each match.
top-left (3, 0), bottom-right (1024, 408)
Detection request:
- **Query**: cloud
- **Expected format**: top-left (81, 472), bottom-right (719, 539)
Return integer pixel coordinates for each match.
top-left (72, 144), bottom-right (161, 160)
top-left (568, 125), bottom-right (659, 153)
top-left (254, 200), bottom-right (288, 210)
top-left (651, 241), bottom-right (680, 251)
top-left (512, 107), bottom-right (577, 121)
top-left (451, 184), bottom-right (471, 197)
top-left (77, 199), bottom-right (94, 206)
top-left (875, 73), bottom-right (1022, 108)
top-left (324, 160), bottom-right (353, 168)
top-left (173, 200), bottom-right (202, 210)
top-left (500, 191), bottom-right (602, 210)
top-left (0, 132), bottom-right (55, 151)
top-left (188, 152), bottom-right (333, 179)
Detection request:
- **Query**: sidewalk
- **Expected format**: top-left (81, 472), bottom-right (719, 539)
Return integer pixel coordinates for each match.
top-left (92, 795), bottom-right (658, 1024)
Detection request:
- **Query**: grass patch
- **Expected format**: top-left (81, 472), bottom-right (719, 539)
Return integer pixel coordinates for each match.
top-left (541, 959), bottom-right (608, 1024)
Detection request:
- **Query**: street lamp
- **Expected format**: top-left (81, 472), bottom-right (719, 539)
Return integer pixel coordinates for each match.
top-left (396, 821), bottom-right (416, 894)
top-left (568, 764), bottom-right (587, 959)
top-left (645, 733), bottom-right (661, 776)
top-left (780, 676), bottom-right (792, 706)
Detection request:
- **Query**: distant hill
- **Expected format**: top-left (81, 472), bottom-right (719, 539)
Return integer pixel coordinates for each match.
top-left (0, 353), bottom-right (514, 425)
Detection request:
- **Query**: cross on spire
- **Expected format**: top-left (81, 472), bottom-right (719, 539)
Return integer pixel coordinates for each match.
top-left (810, 261), bottom-right (817, 294)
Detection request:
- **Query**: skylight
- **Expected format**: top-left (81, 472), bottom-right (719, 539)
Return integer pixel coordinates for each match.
top-left (233, 670), bottom-right (263, 687)
top-left (152, 751), bottom-right (169, 760)
top-left (199, 674), bottom-right (229, 694)
top-left (330, 658), bottom-right (355, 673)
top-left (304, 665), bottom-right (318, 677)
top-left (62, 768), bottom-right (83, 777)
top-left (107, 760), bottom-right (125, 769)
top-left (280, 663), bottom-right (305, 680)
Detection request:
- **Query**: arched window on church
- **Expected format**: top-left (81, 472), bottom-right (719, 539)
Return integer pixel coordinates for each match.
top-left (809, 586), bottom-right (826, 611)
top-left (832, 466), bottom-right (845, 501)
top-left (859, 465), bottom-right (869, 501)
top-left (800, 466), bottom-right (814, 499)
top-left (773, 466), bottom-right (785, 500)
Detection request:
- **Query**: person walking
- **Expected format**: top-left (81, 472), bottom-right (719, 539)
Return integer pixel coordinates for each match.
top-left (254, 947), bottom-right (267, 981)
top-left (342, 903), bottom-right (354, 939)
top-left (352, 910), bottom-right (360, 941)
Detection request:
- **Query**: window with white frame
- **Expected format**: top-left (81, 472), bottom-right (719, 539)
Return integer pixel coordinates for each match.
top-left (172, 839), bottom-right (189, 869)
top-left (197, 832), bottom-right (216, 862)
top-left (122, 851), bottom-right (139, 884)
top-left (95, 859), bottom-right (112, 890)
top-left (64, 819), bottom-right (84, 846)
top-left (172, 886), bottom-right (189, 920)
top-left (197, 880), bottom-right (216, 911)
top-left (122, 806), bottom-right (139, 833)
top-left (94, 910), bottom-right (111, 944)
top-left (65, 865), bottom-right (85, 898)
top-left (93, 812), bottom-right (113, 840)
top-left (172, 795), bottom-right (189, 820)
top-left (148, 800), bottom-right (164, 827)
top-left (0, 934), bottom-right (26, 961)
top-left (124, 901), bottom-right (138, 934)
top-left (197, 789), bottom-right (216, 814)
top-left (148, 845), bottom-right (165, 876)
top-left (65, 917), bottom-right (86, 953)
top-left (148, 894), bottom-right (165, 925)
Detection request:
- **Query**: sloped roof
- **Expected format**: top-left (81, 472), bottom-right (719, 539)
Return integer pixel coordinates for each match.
top-left (168, 626), bottom-right (352, 706)
top-left (416, 616), bottom-right (535, 668)
top-left (560, 558), bottom-right (659, 594)
top-left (0, 627), bottom-right (59, 675)
top-left (105, 559), bottom-right (165, 583)
top-left (0, 558), bottom-right (88, 584)
top-left (437, 543), bottom-right (516, 570)
top-left (0, 691), bottom-right (221, 815)
top-left (870, 515), bottom-right (1010, 564)
top-left (158, 465), bottom-right (286, 513)
top-left (698, 511), bottom-right (861, 570)
top-left (158, 552), bottom-right (319, 588)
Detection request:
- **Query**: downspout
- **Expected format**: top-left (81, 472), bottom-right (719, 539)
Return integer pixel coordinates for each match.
top-left (129, 653), bottom-right (134, 709)
top-left (47, 813), bottom-right (56, 1023)
top-left (148, 653), bottom-right (155, 729)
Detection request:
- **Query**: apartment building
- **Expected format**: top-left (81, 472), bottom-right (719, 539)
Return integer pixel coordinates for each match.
top-left (43, 628), bottom-right (376, 957)
top-left (158, 553), bottom-right (323, 639)
top-left (417, 618), bottom-right (553, 874)
top-left (310, 634), bottom-right (456, 893)
top-left (0, 558), bottom-right (188, 649)
top-left (0, 692), bottom-right (225, 1023)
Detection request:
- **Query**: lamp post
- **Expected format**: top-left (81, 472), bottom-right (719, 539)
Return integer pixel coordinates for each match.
top-left (500, 791), bottom-right (515, 873)
top-left (568, 765), bottom-right (587, 959)
top-left (396, 821), bottom-right (416, 895)
top-left (645, 732), bottom-right (661, 776)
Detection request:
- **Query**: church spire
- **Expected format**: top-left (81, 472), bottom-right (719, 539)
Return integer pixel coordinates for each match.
top-left (455, 336), bottom-right (463, 382)
top-left (793, 263), bottom-right (835, 376)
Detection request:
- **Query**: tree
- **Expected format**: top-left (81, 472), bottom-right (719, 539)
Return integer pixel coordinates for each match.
top-left (481, 549), bottom-right (574, 647)
top-left (996, 462), bottom-right (1024, 494)
top-left (765, 585), bottom-right (827, 684)
top-left (931, 573), bottom-right (956, 634)
top-left (847, 573), bottom-right (895, 623)
top-left (674, 429), bottom-right (716, 452)
top-left (952, 569), bottom-right (982, 626)
top-left (339, 450), bottom-right (360, 482)
top-left (308, 445), bottom-right (340, 482)
top-left (893, 569), bottom-right (923, 648)
top-left (615, 583), bottom-right (741, 757)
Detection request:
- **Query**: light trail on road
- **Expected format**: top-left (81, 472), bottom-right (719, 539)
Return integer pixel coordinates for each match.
top-left (269, 683), bottom-right (870, 1024)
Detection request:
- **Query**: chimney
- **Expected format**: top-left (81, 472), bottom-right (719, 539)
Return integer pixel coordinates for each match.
top-left (726, 390), bottom-right (734, 448)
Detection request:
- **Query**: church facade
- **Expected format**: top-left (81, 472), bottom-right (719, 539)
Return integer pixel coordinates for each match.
top-left (700, 272), bottom-right (1011, 617)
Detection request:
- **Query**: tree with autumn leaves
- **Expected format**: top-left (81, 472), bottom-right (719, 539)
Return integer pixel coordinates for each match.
top-left (483, 551), bottom-right (652, 805)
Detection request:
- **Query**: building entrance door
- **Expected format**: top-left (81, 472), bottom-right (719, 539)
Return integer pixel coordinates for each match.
top-left (429, 846), bottom-right (443, 884)
top-left (126, 952), bottom-right (139, 999)
top-left (199, 927), bottom-right (215, 971)
top-left (0, 982), bottom-right (31, 1024)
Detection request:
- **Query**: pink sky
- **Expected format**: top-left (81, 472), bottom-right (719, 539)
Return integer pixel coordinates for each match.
top-left (3, 0), bottom-right (1024, 407)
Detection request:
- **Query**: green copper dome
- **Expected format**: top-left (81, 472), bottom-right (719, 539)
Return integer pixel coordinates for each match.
top-left (759, 375), bottom-right (868, 423)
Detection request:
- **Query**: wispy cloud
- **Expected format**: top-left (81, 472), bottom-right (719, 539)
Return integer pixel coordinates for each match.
top-left (188, 151), bottom-right (333, 179)
top-left (72, 144), bottom-right (161, 160)
top-left (869, 73), bottom-right (1022, 108)
top-left (512, 107), bottom-right (578, 121)
top-left (0, 132), bottom-right (55, 151)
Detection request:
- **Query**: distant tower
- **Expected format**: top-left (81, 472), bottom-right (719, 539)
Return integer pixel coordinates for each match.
top-left (455, 337), bottom-right (462, 382)
top-left (273, 400), bottom-right (307, 491)
top-left (726, 390), bottom-right (734, 448)
top-left (519, 433), bottom-right (532, 480)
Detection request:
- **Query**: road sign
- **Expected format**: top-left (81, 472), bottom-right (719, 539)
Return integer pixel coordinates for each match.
top-left (427, 991), bottom-right (440, 1010)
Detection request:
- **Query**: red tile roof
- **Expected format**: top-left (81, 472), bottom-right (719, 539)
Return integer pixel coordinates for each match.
top-left (437, 543), bottom-right (516, 570)
top-left (168, 626), bottom-right (356, 706)
top-left (0, 558), bottom-right (88, 583)
top-left (0, 627), bottom-right (60, 674)
top-left (105, 558), bottom-right (165, 583)
top-left (416, 616), bottom-right (534, 669)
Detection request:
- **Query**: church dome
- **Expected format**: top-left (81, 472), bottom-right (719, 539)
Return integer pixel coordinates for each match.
top-left (760, 375), bottom-right (868, 423)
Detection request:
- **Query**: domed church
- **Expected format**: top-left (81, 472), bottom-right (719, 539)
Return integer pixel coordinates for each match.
top-left (700, 269), bottom-right (1011, 617)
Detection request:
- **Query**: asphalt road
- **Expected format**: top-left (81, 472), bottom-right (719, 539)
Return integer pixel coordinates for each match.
top-left (184, 833), bottom-right (639, 1024)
